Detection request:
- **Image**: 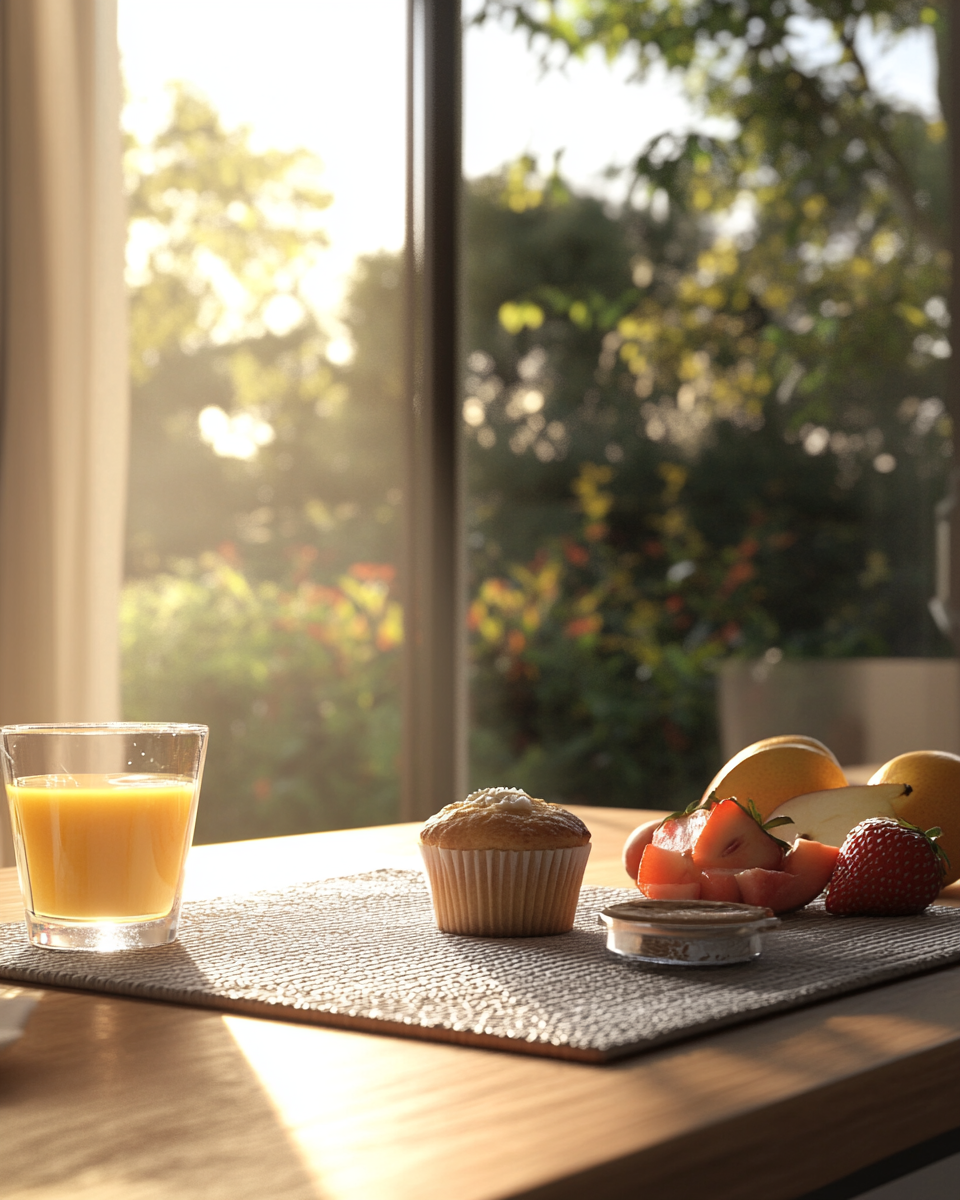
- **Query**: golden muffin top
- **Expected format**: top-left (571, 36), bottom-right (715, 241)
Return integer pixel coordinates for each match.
top-left (420, 786), bottom-right (591, 851)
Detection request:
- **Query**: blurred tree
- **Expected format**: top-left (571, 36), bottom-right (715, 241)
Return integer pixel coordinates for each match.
top-left (125, 86), bottom-right (404, 582)
top-left (127, 84), bottom-right (331, 377)
top-left (462, 0), bottom-right (953, 802)
top-left (122, 555), bottom-right (402, 842)
top-left (123, 1), bottom-right (954, 820)
top-left (122, 86), bottom-right (406, 838)
top-left (472, 2), bottom-right (950, 451)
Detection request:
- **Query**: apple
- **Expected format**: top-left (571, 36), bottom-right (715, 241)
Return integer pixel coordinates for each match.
top-left (765, 783), bottom-right (911, 848)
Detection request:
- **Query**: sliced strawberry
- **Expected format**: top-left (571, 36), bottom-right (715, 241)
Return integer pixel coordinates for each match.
top-left (653, 806), bottom-right (711, 854)
top-left (783, 837), bottom-right (840, 884)
top-left (640, 881), bottom-right (703, 900)
top-left (735, 867), bottom-right (809, 912)
top-left (636, 794), bottom-right (833, 912)
top-left (736, 843), bottom-right (836, 912)
top-left (637, 843), bottom-right (700, 892)
top-left (691, 798), bottom-right (784, 871)
top-left (700, 868), bottom-right (743, 902)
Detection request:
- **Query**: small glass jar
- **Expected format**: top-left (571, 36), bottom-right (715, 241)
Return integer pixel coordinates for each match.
top-left (599, 898), bottom-right (780, 966)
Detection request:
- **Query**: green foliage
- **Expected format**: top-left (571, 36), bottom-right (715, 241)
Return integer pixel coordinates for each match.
top-left (125, 85), bottom-right (404, 583)
top-left (123, 87), bottom-right (404, 840)
top-left (127, 85), bottom-right (331, 379)
top-left (122, 553), bottom-right (401, 843)
top-left (463, 1), bottom-right (952, 804)
top-left (474, 0), bottom-right (950, 440)
top-left (123, 3), bottom-right (954, 832)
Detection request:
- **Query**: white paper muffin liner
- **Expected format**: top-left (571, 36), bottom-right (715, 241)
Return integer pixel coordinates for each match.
top-left (419, 843), bottom-right (592, 936)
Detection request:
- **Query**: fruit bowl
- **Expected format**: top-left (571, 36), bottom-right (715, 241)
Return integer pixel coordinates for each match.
top-left (598, 898), bottom-right (780, 966)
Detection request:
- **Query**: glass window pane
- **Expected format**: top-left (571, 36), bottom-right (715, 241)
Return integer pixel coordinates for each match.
top-left (464, 3), bottom-right (952, 808)
top-left (119, 0), bottom-right (406, 842)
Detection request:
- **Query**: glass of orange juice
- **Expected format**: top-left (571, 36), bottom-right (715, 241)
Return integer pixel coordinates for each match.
top-left (1, 723), bottom-right (207, 951)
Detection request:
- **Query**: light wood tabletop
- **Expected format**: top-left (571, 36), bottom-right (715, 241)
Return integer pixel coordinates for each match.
top-left (1, 806), bottom-right (959, 1200)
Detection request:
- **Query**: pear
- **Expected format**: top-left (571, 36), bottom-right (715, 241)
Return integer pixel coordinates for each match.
top-left (765, 783), bottom-right (912, 848)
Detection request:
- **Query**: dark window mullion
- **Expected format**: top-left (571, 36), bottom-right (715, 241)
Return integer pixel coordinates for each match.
top-left (402, 0), bottom-right (464, 820)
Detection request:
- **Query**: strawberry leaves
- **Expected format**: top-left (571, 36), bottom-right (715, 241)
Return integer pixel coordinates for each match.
top-left (662, 795), bottom-right (713, 823)
top-left (733, 797), bottom-right (794, 851)
top-left (894, 818), bottom-right (950, 872)
top-left (660, 791), bottom-right (795, 851)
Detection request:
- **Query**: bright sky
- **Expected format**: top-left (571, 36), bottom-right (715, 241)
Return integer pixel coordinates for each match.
top-left (118, 0), bottom-right (406, 328)
top-left (118, 2), bottom-right (940, 325)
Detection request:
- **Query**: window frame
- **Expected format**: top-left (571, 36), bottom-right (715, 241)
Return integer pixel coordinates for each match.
top-left (402, 0), bottom-right (465, 820)
top-left (403, 2), bottom-right (960, 822)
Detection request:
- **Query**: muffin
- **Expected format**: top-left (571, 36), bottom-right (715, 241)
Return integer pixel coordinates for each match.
top-left (419, 787), bottom-right (591, 936)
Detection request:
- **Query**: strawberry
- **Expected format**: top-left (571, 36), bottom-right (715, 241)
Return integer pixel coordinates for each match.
top-left (824, 817), bottom-right (948, 916)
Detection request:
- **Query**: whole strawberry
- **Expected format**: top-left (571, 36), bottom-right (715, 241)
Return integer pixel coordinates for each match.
top-left (825, 818), bottom-right (948, 916)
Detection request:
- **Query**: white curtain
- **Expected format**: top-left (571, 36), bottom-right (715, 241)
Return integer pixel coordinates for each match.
top-left (0, 0), bottom-right (128, 866)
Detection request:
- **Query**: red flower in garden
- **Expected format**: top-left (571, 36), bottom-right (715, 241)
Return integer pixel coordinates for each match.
top-left (507, 629), bottom-right (526, 654)
top-left (349, 563), bottom-right (396, 584)
top-left (566, 614), bottom-right (602, 638)
top-left (563, 539), bottom-right (590, 566)
top-left (721, 561), bottom-right (755, 595)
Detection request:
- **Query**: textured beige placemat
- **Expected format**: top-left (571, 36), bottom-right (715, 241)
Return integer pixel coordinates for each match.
top-left (1, 869), bottom-right (959, 1062)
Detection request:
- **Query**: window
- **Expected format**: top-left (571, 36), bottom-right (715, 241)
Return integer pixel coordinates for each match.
top-left (462, 3), bottom-right (955, 803)
top-left (117, 1), bottom-right (955, 843)
top-left (119, 1), bottom-right (407, 841)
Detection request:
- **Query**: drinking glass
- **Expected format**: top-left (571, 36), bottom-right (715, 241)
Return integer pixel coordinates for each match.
top-left (1, 723), bottom-right (207, 950)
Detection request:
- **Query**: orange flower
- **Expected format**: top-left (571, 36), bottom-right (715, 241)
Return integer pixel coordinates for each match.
top-left (507, 629), bottom-right (526, 654)
top-left (566, 614), bottom-right (602, 638)
top-left (349, 562), bottom-right (396, 584)
top-left (563, 539), bottom-right (590, 566)
top-left (721, 561), bottom-right (755, 594)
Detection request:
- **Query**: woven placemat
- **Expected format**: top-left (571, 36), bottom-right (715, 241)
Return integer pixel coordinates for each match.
top-left (2, 869), bottom-right (959, 1062)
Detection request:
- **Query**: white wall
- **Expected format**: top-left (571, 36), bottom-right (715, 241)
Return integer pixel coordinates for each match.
top-left (718, 658), bottom-right (960, 767)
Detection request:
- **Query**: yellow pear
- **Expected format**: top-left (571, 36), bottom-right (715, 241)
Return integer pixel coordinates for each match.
top-left (871, 751), bottom-right (960, 887)
top-left (747, 734), bottom-right (840, 765)
top-left (766, 783), bottom-right (911, 848)
top-left (703, 741), bottom-right (848, 821)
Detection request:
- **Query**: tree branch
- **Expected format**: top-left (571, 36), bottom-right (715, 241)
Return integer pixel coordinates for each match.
top-left (839, 24), bottom-right (947, 253)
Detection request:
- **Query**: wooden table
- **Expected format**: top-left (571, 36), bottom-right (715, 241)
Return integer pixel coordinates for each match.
top-left (1, 806), bottom-right (959, 1200)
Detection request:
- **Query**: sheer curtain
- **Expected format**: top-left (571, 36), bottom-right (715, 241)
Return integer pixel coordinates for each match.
top-left (0, 0), bottom-right (128, 866)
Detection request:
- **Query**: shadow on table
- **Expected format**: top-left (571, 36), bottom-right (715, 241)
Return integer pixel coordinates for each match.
top-left (0, 987), bottom-right (329, 1200)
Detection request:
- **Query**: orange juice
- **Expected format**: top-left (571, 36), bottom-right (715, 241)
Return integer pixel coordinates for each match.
top-left (8, 773), bottom-right (196, 921)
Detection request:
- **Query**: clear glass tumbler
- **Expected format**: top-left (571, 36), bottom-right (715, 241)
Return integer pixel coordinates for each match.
top-left (1, 723), bottom-right (207, 951)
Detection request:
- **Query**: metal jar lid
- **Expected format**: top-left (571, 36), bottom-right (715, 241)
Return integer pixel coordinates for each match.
top-left (598, 898), bottom-right (780, 966)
